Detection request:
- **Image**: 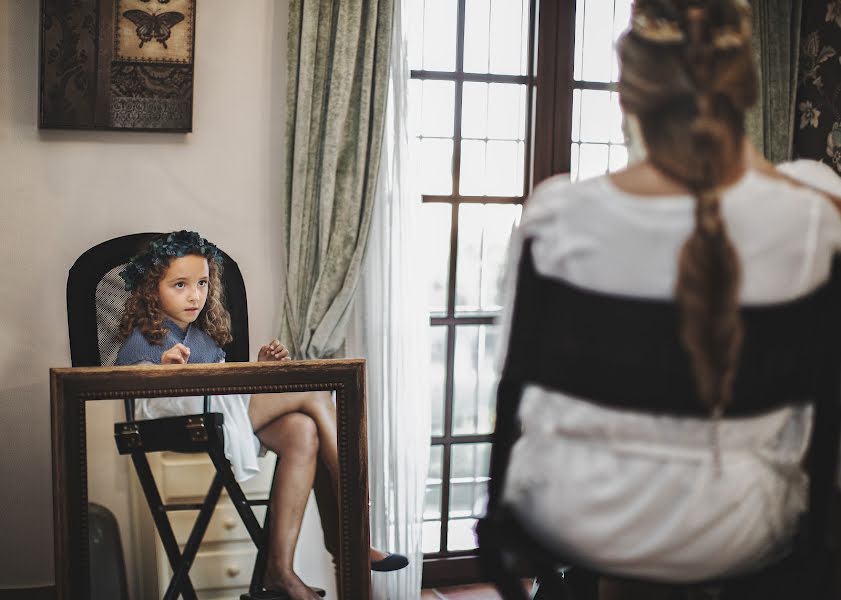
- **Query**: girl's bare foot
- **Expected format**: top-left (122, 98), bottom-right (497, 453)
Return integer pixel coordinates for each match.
top-left (263, 569), bottom-right (322, 600)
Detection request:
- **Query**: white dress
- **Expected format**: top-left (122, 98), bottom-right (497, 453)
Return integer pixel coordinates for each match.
top-left (499, 160), bottom-right (841, 581)
top-left (133, 375), bottom-right (264, 483)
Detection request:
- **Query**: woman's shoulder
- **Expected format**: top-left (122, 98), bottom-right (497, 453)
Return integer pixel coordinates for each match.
top-left (521, 174), bottom-right (599, 230)
top-left (774, 159), bottom-right (841, 197)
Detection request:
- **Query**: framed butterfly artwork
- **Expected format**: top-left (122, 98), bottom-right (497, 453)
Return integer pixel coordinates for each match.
top-left (39, 0), bottom-right (197, 132)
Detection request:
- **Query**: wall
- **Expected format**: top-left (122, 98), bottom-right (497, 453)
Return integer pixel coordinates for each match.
top-left (793, 0), bottom-right (841, 170)
top-left (0, 0), bottom-right (333, 593)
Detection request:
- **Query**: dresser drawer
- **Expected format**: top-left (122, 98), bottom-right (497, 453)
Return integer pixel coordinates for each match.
top-left (189, 547), bottom-right (258, 591)
top-left (169, 500), bottom-right (267, 545)
top-left (159, 453), bottom-right (276, 500)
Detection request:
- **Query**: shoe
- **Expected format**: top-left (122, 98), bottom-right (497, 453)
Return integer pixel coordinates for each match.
top-left (242, 586), bottom-right (326, 599)
top-left (371, 552), bottom-right (409, 572)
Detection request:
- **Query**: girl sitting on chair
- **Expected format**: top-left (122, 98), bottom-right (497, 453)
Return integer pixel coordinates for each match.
top-left (115, 230), bottom-right (407, 600)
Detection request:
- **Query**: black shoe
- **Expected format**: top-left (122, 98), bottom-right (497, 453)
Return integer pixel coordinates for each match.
top-left (371, 552), bottom-right (409, 572)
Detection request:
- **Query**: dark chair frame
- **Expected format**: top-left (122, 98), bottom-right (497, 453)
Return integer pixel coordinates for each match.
top-left (67, 233), bottom-right (274, 600)
top-left (478, 241), bottom-right (841, 600)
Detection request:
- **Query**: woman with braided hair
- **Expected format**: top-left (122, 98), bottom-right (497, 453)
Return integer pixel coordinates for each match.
top-left (489, 0), bottom-right (841, 598)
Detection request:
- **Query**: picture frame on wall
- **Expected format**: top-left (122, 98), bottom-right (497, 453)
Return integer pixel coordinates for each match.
top-left (39, 0), bottom-right (197, 132)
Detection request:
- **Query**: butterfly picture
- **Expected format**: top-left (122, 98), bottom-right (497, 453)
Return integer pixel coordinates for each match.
top-left (122, 9), bottom-right (185, 49)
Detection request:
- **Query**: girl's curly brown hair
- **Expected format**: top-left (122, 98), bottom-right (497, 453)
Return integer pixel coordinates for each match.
top-left (119, 249), bottom-right (233, 348)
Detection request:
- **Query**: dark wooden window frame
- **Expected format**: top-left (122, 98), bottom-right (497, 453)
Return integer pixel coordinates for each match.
top-left (417, 0), bottom-right (576, 587)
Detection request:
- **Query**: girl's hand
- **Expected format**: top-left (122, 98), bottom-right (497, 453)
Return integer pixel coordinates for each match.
top-left (258, 340), bottom-right (290, 362)
top-left (161, 343), bottom-right (190, 364)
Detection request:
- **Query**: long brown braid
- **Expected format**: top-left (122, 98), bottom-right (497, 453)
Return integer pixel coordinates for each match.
top-left (617, 0), bottom-right (757, 413)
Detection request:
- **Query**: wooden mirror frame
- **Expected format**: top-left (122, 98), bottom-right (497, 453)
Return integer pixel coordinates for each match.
top-left (50, 359), bottom-right (370, 600)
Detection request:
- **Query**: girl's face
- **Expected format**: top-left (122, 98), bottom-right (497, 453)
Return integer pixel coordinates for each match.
top-left (157, 255), bottom-right (210, 330)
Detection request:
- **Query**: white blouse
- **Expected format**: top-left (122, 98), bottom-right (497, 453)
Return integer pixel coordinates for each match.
top-left (500, 160), bottom-right (841, 582)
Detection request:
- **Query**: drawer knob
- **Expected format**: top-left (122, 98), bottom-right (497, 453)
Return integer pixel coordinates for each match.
top-left (226, 566), bottom-right (241, 578)
top-left (222, 518), bottom-right (237, 531)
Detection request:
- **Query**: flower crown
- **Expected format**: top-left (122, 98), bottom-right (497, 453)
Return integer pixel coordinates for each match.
top-left (631, 0), bottom-right (751, 49)
top-left (119, 230), bottom-right (222, 291)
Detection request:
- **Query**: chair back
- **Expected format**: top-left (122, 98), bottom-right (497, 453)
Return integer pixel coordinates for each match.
top-left (67, 233), bottom-right (250, 367)
top-left (481, 240), bottom-right (841, 598)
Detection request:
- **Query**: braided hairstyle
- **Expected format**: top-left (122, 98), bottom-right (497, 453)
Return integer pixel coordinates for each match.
top-left (617, 0), bottom-right (757, 413)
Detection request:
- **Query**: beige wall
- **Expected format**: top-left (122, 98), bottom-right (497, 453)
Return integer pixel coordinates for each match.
top-left (0, 0), bottom-right (332, 592)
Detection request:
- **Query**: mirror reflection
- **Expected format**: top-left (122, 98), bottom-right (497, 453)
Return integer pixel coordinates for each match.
top-left (85, 393), bottom-right (339, 600)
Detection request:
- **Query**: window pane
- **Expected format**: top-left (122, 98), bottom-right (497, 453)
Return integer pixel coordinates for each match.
top-left (488, 0), bottom-right (528, 75)
top-left (571, 89), bottom-right (581, 143)
top-left (447, 518), bottom-right (479, 551)
top-left (451, 442), bottom-right (491, 479)
top-left (570, 142), bottom-right (580, 182)
top-left (465, 0), bottom-right (528, 75)
top-left (408, 0), bottom-right (425, 71)
top-left (420, 80), bottom-right (455, 138)
top-left (412, 138), bottom-right (453, 195)
top-left (425, 445), bottom-right (443, 519)
top-left (429, 325), bottom-right (448, 437)
top-left (459, 140), bottom-right (486, 196)
top-left (486, 140), bottom-right (524, 196)
top-left (423, 445), bottom-right (444, 553)
top-left (421, 203), bottom-right (451, 313)
top-left (612, 0), bottom-right (633, 82)
top-left (453, 325), bottom-right (500, 435)
top-left (579, 0), bottom-right (615, 82)
top-left (578, 142), bottom-right (609, 180)
top-left (447, 443), bottom-right (490, 551)
top-left (487, 83), bottom-right (527, 141)
top-left (455, 203), bottom-right (521, 314)
top-left (461, 82), bottom-right (489, 140)
top-left (609, 91), bottom-right (625, 144)
top-left (573, 0), bottom-right (585, 81)
top-left (609, 144), bottom-right (628, 172)
top-left (423, 0), bottom-right (457, 71)
top-left (579, 89), bottom-right (611, 143)
top-left (463, 0), bottom-right (491, 73)
top-left (422, 520), bottom-right (441, 553)
top-left (461, 141), bottom-right (524, 197)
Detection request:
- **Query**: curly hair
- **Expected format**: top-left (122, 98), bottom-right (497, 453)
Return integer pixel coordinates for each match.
top-left (617, 0), bottom-right (757, 412)
top-left (119, 243), bottom-right (233, 348)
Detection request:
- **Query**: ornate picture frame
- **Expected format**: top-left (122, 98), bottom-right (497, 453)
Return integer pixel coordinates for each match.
top-left (50, 360), bottom-right (372, 599)
top-left (39, 0), bottom-right (197, 131)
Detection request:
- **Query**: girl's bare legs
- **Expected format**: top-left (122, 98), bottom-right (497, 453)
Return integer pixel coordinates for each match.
top-left (248, 391), bottom-right (391, 562)
top-left (256, 412), bottom-right (322, 600)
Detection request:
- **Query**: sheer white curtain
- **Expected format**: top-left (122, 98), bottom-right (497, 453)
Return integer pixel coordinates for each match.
top-left (346, 0), bottom-right (431, 597)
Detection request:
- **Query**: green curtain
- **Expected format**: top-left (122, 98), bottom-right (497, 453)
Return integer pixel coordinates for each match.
top-left (282, 0), bottom-right (394, 359)
top-left (746, 0), bottom-right (803, 163)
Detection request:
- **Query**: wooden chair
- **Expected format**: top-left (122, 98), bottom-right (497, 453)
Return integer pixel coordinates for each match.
top-left (478, 240), bottom-right (841, 600)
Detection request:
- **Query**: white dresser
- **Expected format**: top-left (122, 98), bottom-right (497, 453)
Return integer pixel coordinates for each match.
top-left (149, 451), bottom-right (276, 600)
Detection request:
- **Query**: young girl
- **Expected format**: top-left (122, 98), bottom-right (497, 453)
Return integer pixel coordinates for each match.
top-left (115, 231), bottom-right (406, 600)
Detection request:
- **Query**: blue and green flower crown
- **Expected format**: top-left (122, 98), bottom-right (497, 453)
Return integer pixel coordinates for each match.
top-left (119, 230), bottom-right (222, 291)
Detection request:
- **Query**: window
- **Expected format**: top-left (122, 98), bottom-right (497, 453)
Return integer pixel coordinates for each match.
top-left (409, 0), bottom-right (534, 584)
top-left (570, 0), bottom-right (633, 181)
top-left (409, 0), bottom-right (633, 586)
